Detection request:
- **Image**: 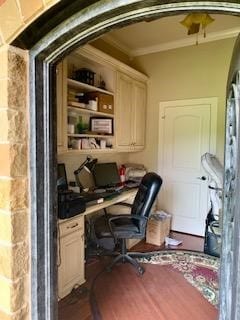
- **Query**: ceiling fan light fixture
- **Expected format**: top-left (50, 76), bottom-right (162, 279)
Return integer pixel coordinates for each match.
top-left (180, 13), bottom-right (215, 44)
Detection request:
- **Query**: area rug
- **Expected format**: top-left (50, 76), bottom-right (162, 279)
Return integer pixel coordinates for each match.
top-left (90, 252), bottom-right (219, 320)
top-left (137, 250), bottom-right (220, 307)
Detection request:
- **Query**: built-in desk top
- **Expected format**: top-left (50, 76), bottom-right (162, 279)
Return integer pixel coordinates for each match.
top-left (58, 188), bottom-right (137, 225)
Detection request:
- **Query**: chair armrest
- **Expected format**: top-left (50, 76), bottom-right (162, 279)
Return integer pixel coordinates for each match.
top-left (109, 215), bottom-right (146, 223)
top-left (103, 202), bottom-right (132, 215)
top-left (108, 215), bottom-right (147, 235)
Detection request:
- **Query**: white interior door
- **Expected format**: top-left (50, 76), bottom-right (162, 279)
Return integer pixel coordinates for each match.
top-left (159, 98), bottom-right (217, 236)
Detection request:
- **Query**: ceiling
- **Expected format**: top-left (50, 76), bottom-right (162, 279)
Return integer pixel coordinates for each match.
top-left (100, 14), bottom-right (240, 57)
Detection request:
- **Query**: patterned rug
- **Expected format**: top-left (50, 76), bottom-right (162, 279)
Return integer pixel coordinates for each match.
top-left (137, 250), bottom-right (220, 307)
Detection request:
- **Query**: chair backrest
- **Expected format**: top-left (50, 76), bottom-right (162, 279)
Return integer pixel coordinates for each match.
top-left (131, 172), bottom-right (162, 229)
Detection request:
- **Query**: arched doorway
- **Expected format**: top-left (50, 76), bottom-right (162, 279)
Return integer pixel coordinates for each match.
top-left (13, 1), bottom-right (240, 319)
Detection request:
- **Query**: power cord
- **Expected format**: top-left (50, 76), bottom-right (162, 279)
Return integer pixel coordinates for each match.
top-left (66, 284), bottom-right (89, 305)
top-left (57, 221), bottom-right (61, 267)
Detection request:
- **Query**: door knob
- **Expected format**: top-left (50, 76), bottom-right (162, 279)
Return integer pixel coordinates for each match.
top-left (197, 176), bottom-right (207, 181)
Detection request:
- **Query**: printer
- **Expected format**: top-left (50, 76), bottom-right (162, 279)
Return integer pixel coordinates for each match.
top-left (58, 190), bottom-right (86, 219)
top-left (57, 163), bottom-right (86, 219)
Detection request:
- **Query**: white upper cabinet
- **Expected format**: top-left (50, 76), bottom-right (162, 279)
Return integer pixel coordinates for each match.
top-left (116, 72), bottom-right (147, 151)
top-left (56, 44), bottom-right (148, 154)
top-left (133, 80), bottom-right (147, 149)
top-left (116, 72), bottom-right (133, 148)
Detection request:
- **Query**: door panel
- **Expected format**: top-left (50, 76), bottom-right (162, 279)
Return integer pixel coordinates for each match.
top-left (162, 104), bottom-right (211, 235)
top-left (172, 115), bottom-right (202, 169)
top-left (133, 81), bottom-right (146, 147)
top-left (116, 73), bottom-right (133, 147)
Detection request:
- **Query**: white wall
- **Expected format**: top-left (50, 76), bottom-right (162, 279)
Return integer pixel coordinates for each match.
top-left (128, 38), bottom-right (236, 171)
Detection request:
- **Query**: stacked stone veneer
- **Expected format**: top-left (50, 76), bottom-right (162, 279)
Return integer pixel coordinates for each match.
top-left (0, 45), bottom-right (29, 320)
top-left (0, 0), bottom-right (60, 46)
top-left (0, 1), bottom-right (60, 319)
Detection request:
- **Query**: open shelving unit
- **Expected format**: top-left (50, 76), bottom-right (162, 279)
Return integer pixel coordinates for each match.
top-left (67, 106), bottom-right (114, 118)
top-left (64, 148), bottom-right (117, 154)
top-left (66, 51), bottom-right (116, 153)
top-left (67, 78), bottom-right (114, 96)
top-left (57, 44), bottom-right (148, 155)
top-left (67, 133), bottom-right (114, 138)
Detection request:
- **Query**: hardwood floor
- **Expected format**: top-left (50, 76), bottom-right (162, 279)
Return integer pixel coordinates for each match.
top-left (58, 233), bottom-right (217, 320)
top-left (133, 231), bottom-right (204, 252)
top-left (93, 263), bottom-right (217, 320)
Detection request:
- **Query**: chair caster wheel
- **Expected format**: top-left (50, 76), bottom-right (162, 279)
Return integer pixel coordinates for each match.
top-left (138, 266), bottom-right (145, 275)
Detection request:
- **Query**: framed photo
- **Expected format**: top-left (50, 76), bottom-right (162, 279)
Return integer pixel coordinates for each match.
top-left (90, 117), bottom-right (113, 134)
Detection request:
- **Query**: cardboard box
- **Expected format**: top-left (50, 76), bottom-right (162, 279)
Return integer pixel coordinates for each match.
top-left (146, 212), bottom-right (171, 246)
top-left (86, 92), bottom-right (114, 114)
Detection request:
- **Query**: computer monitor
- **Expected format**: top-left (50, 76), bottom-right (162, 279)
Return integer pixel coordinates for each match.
top-left (57, 163), bottom-right (68, 191)
top-left (92, 162), bottom-right (120, 188)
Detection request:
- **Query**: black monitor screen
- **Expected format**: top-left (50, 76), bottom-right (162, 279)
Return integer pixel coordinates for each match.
top-left (93, 162), bottom-right (120, 188)
top-left (57, 163), bottom-right (68, 190)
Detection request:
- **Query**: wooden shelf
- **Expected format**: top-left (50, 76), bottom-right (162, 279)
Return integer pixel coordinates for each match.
top-left (58, 148), bottom-right (117, 155)
top-left (67, 78), bottom-right (114, 96)
top-left (67, 134), bottom-right (114, 138)
top-left (67, 106), bottom-right (114, 118)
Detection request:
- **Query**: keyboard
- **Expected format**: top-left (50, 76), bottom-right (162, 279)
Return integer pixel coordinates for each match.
top-left (93, 189), bottom-right (122, 199)
top-left (79, 192), bottom-right (105, 203)
top-left (80, 190), bottom-right (121, 204)
top-left (125, 181), bottom-right (139, 188)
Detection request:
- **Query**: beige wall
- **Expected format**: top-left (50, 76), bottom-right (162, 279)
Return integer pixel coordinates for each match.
top-left (128, 38), bottom-right (236, 171)
top-left (58, 153), bottom-right (130, 189)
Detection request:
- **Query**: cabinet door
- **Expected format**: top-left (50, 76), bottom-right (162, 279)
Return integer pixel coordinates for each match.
top-left (58, 218), bottom-right (85, 299)
top-left (57, 60), bottom-right (67, 153)
top-left (116, 72), bottom-right (133, 150)
top-left (132, 81), bottom-right (146, 149)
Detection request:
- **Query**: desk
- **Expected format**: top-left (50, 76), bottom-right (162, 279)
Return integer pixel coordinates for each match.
top-left (58, 188), bottom-right (137, 299)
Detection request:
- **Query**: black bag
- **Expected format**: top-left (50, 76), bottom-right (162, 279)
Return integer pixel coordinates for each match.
top-left (204, 209), bottom-right (221, 257)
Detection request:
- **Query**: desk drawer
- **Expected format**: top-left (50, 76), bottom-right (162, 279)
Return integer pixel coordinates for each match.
top-left (59, 215), bottom-right (84, 237)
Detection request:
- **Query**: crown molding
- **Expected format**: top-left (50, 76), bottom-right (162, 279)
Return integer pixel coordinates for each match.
top-left (102, 34), bottom-right (133, 57)
top-left (103, 27), bottom-right (240, 58)
top-left (74, 44), bottom-right (149, 81)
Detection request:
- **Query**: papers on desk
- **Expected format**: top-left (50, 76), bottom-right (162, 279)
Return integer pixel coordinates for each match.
top-left (85, 197), bottom-right (104, 207)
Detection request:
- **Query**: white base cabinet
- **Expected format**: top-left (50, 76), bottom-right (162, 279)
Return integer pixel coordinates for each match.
top-left (58, 215), bottom-right (85, 299)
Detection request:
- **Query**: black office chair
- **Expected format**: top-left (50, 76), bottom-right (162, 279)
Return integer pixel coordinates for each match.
top-left (94, 172), bottom-right (163, 274)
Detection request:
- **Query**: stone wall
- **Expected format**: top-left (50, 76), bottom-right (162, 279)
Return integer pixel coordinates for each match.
top-left (0, 0), bottom-right (60, 45)
top-left (0, 1), bottom-right (60, 319)
top-left (0, 45), bottom-right (29, 320)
